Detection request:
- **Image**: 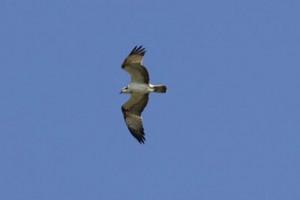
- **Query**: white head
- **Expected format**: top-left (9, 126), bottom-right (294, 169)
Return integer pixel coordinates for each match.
top-left (120, 86), bottom-right (130, 94)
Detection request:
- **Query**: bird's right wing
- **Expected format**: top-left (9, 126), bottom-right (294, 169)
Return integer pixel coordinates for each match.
top-left (121, 93), bottom-right (149, 143)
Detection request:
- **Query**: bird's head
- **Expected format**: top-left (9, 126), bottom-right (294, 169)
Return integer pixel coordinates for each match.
top-left (120, 86), bottom-right (130, 94)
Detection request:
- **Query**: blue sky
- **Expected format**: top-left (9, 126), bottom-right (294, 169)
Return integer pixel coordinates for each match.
top-left (0, 0), bottom-right (299, 199)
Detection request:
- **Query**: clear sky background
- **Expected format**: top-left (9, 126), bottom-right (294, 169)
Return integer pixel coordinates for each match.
top-left (0, 0), bottom-right (299, 199)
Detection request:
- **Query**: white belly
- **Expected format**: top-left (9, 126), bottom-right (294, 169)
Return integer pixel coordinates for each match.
top-left (128, 83), bottom-right (152, 93)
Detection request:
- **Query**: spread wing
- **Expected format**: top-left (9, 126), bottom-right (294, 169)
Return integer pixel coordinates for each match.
top-left (122, 45), bottom-right (150, 84)
top-left (121, 93), bottom-right (149, 143)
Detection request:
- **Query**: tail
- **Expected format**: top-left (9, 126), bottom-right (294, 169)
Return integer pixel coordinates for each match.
top-left (153, 85), bottom-right (167, 93)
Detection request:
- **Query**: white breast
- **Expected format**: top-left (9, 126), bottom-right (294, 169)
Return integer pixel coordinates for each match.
top-left (128, 83), bottom-right (150, 93)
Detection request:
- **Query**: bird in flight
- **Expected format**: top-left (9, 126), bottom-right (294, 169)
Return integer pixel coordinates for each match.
top-left (120, 46), bottom-right (167, 143)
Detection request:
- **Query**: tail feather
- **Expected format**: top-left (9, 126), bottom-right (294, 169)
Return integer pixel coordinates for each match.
top-left (153, 85), bottom-right (167, 93)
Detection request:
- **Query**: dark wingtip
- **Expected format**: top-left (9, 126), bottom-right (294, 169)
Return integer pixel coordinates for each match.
top-left (136, 135), bottom-right (146, 144)
top-left (133, 128), bottom-right (146, 144)
top-left (129, 45), bottom-right (146, 56)
top-left (130, 128), bottom-right (146, 144)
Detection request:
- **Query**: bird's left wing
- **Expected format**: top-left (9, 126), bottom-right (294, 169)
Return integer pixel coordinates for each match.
top-left (122, 46), bottom-right (149, 84)
top-left (121, 93), bottom-right (149, 143)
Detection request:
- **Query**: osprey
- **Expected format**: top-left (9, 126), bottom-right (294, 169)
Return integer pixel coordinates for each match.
top-left (121, 46), bottom-right (167, 143)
